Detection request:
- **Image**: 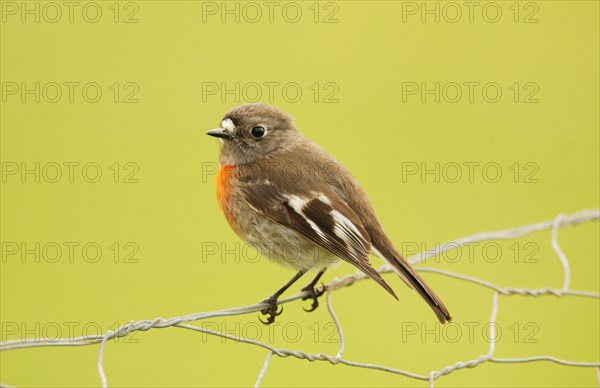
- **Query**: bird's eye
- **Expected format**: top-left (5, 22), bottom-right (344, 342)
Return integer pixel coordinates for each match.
top-left (251, 126), bottom-right (266, 138)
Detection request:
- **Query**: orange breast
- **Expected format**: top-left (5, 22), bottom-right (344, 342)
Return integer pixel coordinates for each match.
top-left (216, 164), bottom-right (235, 216)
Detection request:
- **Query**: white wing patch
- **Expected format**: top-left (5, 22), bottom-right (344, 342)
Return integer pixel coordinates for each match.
top-left (286, 194), bottom-right (327, 239)
top-left (317, 194), bottom-right (331, 206)
top-left (331, 209), bottom-right (369, 253)
top-left (286, 194), bottom-right (306, 213)
top-left (286, 193), bottom-right (369, 255)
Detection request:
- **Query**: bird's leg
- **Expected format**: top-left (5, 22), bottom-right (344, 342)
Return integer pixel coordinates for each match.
top-left (260, 269), bottom-right (307, 324)
top-left (301, 269), bottom-right (327, 312)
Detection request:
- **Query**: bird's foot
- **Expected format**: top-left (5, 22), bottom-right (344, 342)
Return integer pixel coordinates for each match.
top-left (301, 282), bottom-right (326, 312)
top-left (259, 296), bottom-right (283, 325)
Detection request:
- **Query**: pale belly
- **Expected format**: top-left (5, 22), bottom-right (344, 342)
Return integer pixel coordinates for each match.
top-left (222, 191), bottom-right (340, 271)
top-left (245, 210), bottom-right (341, 271)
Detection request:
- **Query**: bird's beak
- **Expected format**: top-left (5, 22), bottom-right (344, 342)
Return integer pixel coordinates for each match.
top-left (206, 128), bottom-right (234, 140)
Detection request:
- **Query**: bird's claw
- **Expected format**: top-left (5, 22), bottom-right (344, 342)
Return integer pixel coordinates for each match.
top-left (301, 282), bottom-right (326, 312)
top-left (259, 297), bottom-right (283, 325)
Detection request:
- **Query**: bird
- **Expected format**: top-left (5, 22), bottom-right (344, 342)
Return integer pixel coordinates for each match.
top-left (206, 103), bottom-right (451, 324)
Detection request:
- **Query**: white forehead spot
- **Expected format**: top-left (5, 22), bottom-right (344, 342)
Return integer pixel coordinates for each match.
top-left (221, 118), bottom-right (235, 131)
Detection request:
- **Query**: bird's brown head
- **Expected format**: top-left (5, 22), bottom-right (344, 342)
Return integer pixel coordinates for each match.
top-left (207, 103), bottom-right (302, 165)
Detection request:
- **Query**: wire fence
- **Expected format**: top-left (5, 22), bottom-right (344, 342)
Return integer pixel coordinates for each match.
top-left (1, 209), bottom-right (599, 388)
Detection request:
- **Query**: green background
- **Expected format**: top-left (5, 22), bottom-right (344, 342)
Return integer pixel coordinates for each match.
top-left (1, 1), bottom-right (598, 387)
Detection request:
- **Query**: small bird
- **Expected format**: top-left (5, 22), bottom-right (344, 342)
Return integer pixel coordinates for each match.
top-left (207, 103), bottom-right (451, 324)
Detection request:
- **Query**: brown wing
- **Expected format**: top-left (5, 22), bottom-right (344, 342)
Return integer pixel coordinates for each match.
top-left (240, 182), bottom-right (397, 299)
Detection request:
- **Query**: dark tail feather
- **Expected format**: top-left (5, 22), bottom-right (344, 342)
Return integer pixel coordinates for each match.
top-left (356, 261), bottom-right (399, 301)
top-left (374, 244), bottom-right (452, 324)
